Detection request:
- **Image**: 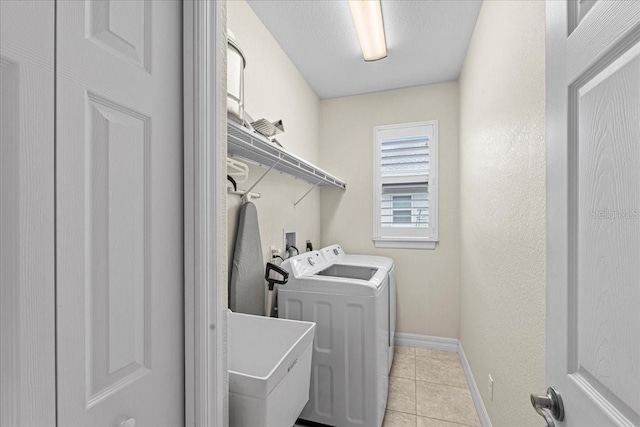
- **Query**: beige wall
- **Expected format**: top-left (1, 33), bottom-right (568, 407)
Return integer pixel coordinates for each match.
top-left (227, 0), bottom-right (323, 268)
top-left (320, 83), bottom-right (461, 338)
top-left (458, 1), bottom-right (546, 426)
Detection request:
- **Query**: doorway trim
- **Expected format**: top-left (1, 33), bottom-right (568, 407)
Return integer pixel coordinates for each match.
top-left (184, 1), bottom-right (227, 426)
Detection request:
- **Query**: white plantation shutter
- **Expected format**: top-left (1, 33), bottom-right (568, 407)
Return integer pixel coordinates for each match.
top-left (381, 183), bottom-right (429, 228)
top-left (373, 121), bottom-right (438, 249)
top-left (381, 136), bottom-right (429, 177)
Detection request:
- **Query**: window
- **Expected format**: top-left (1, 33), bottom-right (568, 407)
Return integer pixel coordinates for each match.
top-left (391, 195), bottom-right (412, 224)
top-left (373, 121), bottom-right (438, 249)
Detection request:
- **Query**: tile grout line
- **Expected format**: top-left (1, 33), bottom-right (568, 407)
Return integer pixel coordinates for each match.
top-left (386, 409), bottom-right (474, 427)
top-left (416, 384), bottom-right (419, 426)
top-left (419, 414), bottom-right (478, 427)
top-left (387, 408), bottom-right (418, 416)
top-left (416, 379), bottom-right (470, 390)
top-left (385, 410), bottom-right (475, 427)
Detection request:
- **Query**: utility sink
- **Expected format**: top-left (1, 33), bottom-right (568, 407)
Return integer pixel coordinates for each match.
top-left (228, 311), bottom-right (315, 427)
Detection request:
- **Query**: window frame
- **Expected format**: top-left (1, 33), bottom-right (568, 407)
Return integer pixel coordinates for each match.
top-left (372, 120), bottom-right (439, 249)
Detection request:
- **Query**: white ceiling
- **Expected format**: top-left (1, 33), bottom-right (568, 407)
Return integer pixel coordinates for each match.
top-left (246, 0), bottom-right (483, 99)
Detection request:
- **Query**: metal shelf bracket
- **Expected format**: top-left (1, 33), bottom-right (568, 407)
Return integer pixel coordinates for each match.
top-left (242, 159), bottom-right (281, 203)
top-left (294, 180), bottom-right (321, 208)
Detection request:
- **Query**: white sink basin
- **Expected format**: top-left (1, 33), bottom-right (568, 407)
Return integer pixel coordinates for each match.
top-left (228, 312), bottom-right (315, 427)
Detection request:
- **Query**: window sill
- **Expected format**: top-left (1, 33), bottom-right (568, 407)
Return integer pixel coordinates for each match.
top-left (373, 238), bottom-right (437, 250)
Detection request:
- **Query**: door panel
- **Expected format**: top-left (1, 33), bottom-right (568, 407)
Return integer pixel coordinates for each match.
top-left (574, 43), bottom-right (640, 424)
top-left (86, 0), bottom-right (151, 71)
top-left (546, 0), bottom-right (640, 426)
top-left (1, 1), bottom-right (56, 425)
top-left (56, 1), bottom-right (183, 425)
top-left (85, 94), bottom-right (151, 405)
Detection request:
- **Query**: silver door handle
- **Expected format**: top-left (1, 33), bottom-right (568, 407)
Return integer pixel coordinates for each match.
top-left (530, 387), bottom-right (564, 427)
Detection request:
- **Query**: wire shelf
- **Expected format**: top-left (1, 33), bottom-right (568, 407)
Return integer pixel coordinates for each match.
top-left (227, 121), bottom-right (347, 190)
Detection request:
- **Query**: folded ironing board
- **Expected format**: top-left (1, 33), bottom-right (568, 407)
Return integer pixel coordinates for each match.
top-left (229, 202), bottom-right (265, 316)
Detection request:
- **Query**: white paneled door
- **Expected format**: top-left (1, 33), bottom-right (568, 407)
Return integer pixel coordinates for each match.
top-left (1, 1), bottom-right (56, 425)
top-left (545, 1), bottom-right (640, 426)
top-left (56, 1), bottom-right (184, 426)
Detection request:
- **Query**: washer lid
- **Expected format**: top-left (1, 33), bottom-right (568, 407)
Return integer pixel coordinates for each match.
top-left (341, 254), bottom-right (393, 271)
top-left (321, 244), bottom-right (394, 271)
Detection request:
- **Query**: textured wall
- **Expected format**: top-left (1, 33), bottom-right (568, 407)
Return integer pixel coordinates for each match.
top-left (320, 82), bottom-right (461, 338)
top-left (227, 0), bottom-right (323, 281)
top-left (458, 1), bottom-right (546, 426)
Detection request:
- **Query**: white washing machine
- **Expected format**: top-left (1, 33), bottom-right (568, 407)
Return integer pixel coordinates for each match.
top-left (320, 244), bottom-right (396, 372)
top-left (279, 251), bottom-right (389, 427)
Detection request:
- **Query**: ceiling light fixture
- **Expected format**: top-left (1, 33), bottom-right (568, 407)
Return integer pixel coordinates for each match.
top-left (348, 0), bottom-right (387, 62)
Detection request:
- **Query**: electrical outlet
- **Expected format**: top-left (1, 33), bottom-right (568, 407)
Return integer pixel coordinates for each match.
top-left (270, 246), bottom-right (281, 258)
top-left (488, 375), bottom-right (494, 402)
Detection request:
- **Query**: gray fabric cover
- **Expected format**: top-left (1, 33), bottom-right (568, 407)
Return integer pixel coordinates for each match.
top-left (229, 202), bottom-right (265, 315)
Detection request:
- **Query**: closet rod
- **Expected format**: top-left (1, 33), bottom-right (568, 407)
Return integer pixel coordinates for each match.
top-left (227, 188), bottom-right (261, 200)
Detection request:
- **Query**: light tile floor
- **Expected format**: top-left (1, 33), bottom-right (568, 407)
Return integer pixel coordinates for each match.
top-left (295, 345), bottom-right (481, 427)
top-left (383, 346), bottom-right (481, 427)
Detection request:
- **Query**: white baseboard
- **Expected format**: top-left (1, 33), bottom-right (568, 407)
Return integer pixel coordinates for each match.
top-left (393, 333), bottom-right (492, 427)
top-left (458, 341), bottom-right (493, 427)
top-left (394, 332), bottom-right (458, 352)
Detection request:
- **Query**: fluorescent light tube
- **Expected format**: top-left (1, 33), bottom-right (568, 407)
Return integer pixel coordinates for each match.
top-left (349, 0), bottom-right (387, 61)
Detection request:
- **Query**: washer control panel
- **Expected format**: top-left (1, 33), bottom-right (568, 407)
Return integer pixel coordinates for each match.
top-left (287, 251), bottom-right (327, 277)
top-left (321, 244), bottom-right (345, 263)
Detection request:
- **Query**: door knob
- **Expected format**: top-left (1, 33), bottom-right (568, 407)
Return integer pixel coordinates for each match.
top-left (531, 387), bottom-right (564, 427)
